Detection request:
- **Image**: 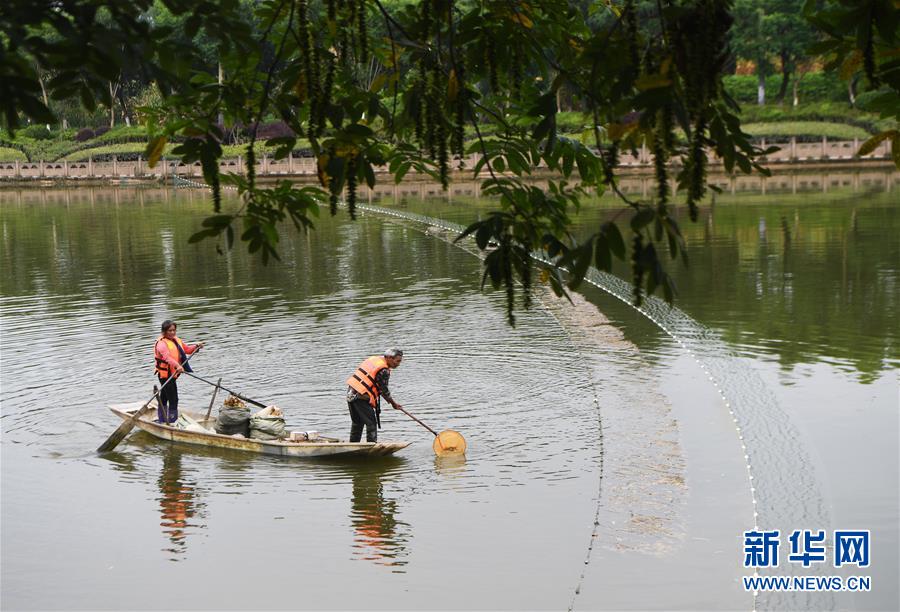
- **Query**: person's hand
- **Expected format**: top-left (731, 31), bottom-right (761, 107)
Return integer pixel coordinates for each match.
top-left (175, 364), bottom-right (185, 374)
top-left (393, 403), bottom-right (403, 411)
top-left (196, 342), bottom-right (205, 349)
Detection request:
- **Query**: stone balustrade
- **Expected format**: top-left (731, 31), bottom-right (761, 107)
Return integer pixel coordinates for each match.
top-left (0, 137), bottom-right (892, 182)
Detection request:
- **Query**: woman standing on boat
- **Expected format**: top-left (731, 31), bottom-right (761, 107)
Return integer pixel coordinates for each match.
top-left (154, 320), bottom-right (203, 424)
top-left (346, 349), bottom-right (404, 443)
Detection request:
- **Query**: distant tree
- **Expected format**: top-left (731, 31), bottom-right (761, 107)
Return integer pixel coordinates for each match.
top-left (732, 0), bottom-right (771, 105)
top-left (808, 0), bottom-right (899, 163)
top-left (2, 0), bottom-right (894, 323)
top-left (764, 0), bottom-right (820, 104)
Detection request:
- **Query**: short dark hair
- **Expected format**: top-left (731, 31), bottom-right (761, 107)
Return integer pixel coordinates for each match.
top-left (384, 348), bottom-right (403, 358)
top-left (161, 320), bottom-right (177, 333)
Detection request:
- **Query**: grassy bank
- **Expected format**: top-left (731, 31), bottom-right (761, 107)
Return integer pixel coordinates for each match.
top-left (2, 101), bottom-right (892, 163)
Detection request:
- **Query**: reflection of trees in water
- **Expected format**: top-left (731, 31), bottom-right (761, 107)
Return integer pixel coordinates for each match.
top-left (349, 460), bottom-right (409, 569)
top-left (157, 450), bottom-right (204, 561)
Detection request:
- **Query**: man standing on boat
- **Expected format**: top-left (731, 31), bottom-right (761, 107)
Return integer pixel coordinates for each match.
top-left (346, 349), bottom-right (404, 443)
top-left (154, 320), bottom-right (203, 424)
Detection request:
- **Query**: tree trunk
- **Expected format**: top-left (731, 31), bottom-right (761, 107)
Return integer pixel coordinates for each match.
top-left (775, 51), bottom-right (790, 103)
top-left (757, 68), bottom-right (766, 106)
top-left (36, 64), bottom-right (51, 129)
top-left (109, 81), bottom-right (117, 128)
top-left (218, 62), bottom-right (225, 126)
top-left (848, 74), bottom-right (859, 108)
top-left (792, 77), bottom-right (800, 107)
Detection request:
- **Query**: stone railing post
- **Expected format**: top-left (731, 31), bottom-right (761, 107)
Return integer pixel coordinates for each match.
top-left (790, 137), bottom-right (797, 160)
top-left (14, 160), bottom-right (20, 177)
top-left (88, 156), bottom-right (93, 177)
top-left (64, 160), bottom-right (69, 177)
top-left (112, 155), bottom-right (118, 176)
top-left (822, 136), bottom-right (828, 159)
top-left (39, 160), bottom-right (44, 178)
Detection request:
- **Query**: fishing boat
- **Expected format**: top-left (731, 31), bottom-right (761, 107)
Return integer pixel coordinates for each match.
top-left (108, 403), bottom-right (411, 458)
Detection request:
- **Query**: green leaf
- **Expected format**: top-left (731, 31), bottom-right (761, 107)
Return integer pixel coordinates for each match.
top-left (145, 136), bottom-right (168, 168)
top-left (188, 228), bottom-right (218, 243)
top-left (594, 233), bottom-right (612, 271)
top-left (601, 221), bottom-right (625, 259)
top-left (630, 208), bottom-right (655, 231)
top-left (858, 130), bottom-right (896, 157)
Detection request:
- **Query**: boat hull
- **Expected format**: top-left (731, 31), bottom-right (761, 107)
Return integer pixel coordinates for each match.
top-left (108, 403), bottom-right (411, 457)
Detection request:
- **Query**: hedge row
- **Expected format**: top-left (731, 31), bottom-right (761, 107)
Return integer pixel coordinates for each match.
top-left (723, 72), bottom-right (849, 104)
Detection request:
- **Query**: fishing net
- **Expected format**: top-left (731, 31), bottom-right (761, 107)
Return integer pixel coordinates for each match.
top-left (433, 429), bottom-right (466, 456)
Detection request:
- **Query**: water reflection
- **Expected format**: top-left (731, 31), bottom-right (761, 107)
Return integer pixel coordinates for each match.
top-left (434, 454), bottom-right (468, 476)
top-left (157, 450), bottom-right (204, 561)
top-left (348, 458), bottom-right (409, 570)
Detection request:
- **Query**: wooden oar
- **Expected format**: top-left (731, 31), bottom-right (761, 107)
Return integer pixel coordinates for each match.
top-left (182, 371), bottom-right (268, 408)
top-left (97, 347), bottom-right (201, 453)
top-left (393, 405), bottom-right (467, 456)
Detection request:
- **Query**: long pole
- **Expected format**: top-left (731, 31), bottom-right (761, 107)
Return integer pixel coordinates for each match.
top-left (393, 405), bottom-right (438, 436)
top-left (183, 371), bottom-right (268, 408)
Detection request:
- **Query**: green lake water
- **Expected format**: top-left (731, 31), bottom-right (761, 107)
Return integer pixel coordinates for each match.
top-left (1, 172), bottom-right (897, 610)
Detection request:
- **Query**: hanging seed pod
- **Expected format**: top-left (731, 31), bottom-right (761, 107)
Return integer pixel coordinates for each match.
top-left (451, 60), bottom-right (466, 160)
top-left (246, 142), bottom-right (257, 194)
top-left (425, 67), bottom-right (439, 159)
top-left (631, 232), bottom-right (644, 306)
top-left (357, 0), bottom-right (369, 65)
top-left (511, 46), bottom-right (523, 97)
top-left (316, 53), bottom-right (336, 137)
top-left (307, 45), bottom-right (322, 140)
top-left (521, 253), bottom-right (532, 310)
top-left (347, 156), bottom-right (358, 220)
top-left (339, 15), bottom-right (351, 66)
top-left (413, 74), bottom-right (426, 149)
top-left (624, 0), bottom-right (639, 73)
top-left (421, 0), bottom-right (432, 39)
top-left (485, 35), bottom-right (499, 93)
top-left (863, 21), bottom-right (878, 87)
top-left (503, 240), bottom-right (515, 326)
top-left (602, 142), bottom-right (619, 184)
top-left (686, 116), bottom-right (707, 222)
top-left (297, 0), bottom-right (313, 88)
top-left (437, 115), bottom-right (449, 189)
top-left (653, 117), bottom-right (669, 206)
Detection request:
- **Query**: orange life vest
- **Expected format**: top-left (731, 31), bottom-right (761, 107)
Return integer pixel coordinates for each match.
top-left (155, 336), bottom-right (189, 379)
top-left (346, 356), bottom-right (388, 407)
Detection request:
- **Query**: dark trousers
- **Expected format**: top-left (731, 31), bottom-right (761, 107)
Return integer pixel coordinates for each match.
top-left (157, 376), bottom-right (179, 423)
top-left (348, 397), bottom-right (378, 442)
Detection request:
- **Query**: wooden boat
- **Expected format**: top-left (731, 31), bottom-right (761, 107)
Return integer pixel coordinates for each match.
top-left (108, 403), bottom-right (411, 458)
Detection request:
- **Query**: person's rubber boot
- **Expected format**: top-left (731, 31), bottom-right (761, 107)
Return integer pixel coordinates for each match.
top-left (366, 426), bottom-right (377, 443)
top-left (349, 423), bottom-right (363, 442)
